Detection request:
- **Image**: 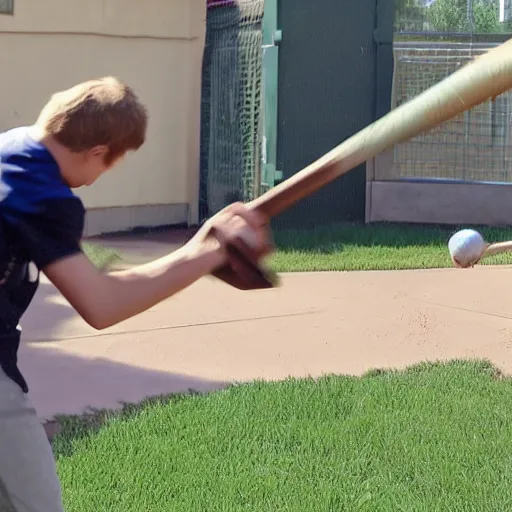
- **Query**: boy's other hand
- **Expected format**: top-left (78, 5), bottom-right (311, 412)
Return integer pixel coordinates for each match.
top-left (188, 202), bottom-right (274, 265)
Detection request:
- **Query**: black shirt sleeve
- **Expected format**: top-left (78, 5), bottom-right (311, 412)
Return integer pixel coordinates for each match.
top-left (3, 196), bottom-right (85, 270)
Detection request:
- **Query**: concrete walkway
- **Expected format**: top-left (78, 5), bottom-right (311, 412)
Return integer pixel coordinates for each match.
top-left (18, 251), bottom-right (512, 422)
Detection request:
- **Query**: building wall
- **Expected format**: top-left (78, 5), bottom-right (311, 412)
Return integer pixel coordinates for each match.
top-left (0, 0), bottom-right (206, 235)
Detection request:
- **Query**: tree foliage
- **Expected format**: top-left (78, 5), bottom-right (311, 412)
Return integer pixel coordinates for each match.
top-left (395, 0), bottom-right (504, 33)
top-left (427, 0), bottom-right (502, 33)
top-left (427, 0), bottom-right (469, 31)
top-left (472, 0), bottom-right (501, 32)
top-left (395, 0), bottom-right (429, 31)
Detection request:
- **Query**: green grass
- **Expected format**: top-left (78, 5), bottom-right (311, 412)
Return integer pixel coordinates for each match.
top-left (82, 223), bottom-right (512, 273)
top-left (82, 242), bottom-right (120, 269)
top-left (269, 223), bottom-right (512, 272)
top-left (54, 360), bottom-right (512, 511)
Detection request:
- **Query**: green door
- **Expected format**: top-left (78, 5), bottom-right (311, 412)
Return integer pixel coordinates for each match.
top-left (262, 0), bottom-right (394, 229)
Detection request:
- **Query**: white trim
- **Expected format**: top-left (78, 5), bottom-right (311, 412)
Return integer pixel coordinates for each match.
top-left (83, 204), bottom-right (189, 236)
top-left (369, 180), bottom-right (512, 226)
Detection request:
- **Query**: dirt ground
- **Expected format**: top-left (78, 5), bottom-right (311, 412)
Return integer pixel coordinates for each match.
top-left (19, 262), bottom-right (512, 426)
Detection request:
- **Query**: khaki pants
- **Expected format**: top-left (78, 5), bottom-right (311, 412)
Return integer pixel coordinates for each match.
top-left (0, 368), bottom-right (63, 511)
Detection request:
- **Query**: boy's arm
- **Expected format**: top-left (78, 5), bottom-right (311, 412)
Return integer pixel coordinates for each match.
top-left (43, 241), bottom-right (224, 330)
top-left (43, 203), bottom-right (271, 330)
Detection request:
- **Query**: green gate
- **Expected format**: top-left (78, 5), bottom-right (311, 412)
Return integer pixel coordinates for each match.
top-left (263, 0), bottom-right (395, 229)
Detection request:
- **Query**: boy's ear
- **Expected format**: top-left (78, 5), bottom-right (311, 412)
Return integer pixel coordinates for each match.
top-left (87, 145), bottom-right (109, 159)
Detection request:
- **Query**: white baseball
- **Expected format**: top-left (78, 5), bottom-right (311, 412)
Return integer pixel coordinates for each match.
top-left (448, 229), bottom-right (486, 268)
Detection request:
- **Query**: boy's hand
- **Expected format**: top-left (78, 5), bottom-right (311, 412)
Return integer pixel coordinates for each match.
top-left (188, 203), bottom-right (275, 289)
top-left (189, 202), bottom-right (274, 261)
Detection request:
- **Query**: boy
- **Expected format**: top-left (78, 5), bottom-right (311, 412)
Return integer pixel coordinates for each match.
top-left (0, 76), bottom-right (272, 511)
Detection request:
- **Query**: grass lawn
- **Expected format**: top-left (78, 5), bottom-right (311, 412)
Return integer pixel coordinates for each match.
top-left (83, 223), bottom-right (512, 273)
top-left (269, 223), bottom-right (512, 272)
top-left (54, 360), bottom-right (512, 511)
top-left (82, 242), bottom-right (120, 269)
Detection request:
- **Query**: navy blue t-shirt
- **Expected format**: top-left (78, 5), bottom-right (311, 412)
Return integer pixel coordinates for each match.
top-left (0, 127), bottom-right (85, 392)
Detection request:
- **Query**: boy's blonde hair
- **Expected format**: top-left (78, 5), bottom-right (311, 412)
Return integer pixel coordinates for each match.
top-left (37, 76), bottom-right (148, 165)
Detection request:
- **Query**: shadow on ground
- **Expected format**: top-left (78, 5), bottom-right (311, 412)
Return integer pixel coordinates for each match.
top-left (18, 343), bottom-right (229, 445)
top-left (21, 280), bottom-right (89, 343)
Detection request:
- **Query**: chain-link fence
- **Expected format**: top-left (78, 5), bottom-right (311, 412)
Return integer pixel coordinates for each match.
top-left (199, 0), bottom-right (265, 222)
top-left (387, 42), bottom-right (512, 182)
top-left (0, 0), bottom-right (13, 14)
top-left (380, 1), bottom-right (512, 183)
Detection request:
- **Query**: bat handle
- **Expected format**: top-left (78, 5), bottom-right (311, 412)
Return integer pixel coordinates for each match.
top-left (247, 192), bottom-right (287, 218)
top-left (247, 160), bottom-right (340, 218)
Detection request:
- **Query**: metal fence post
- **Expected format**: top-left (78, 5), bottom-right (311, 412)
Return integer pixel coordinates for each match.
top-left (260, 0), bottom-right (282, 193)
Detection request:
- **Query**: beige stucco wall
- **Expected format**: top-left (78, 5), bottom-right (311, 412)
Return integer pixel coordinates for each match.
top-left (0, 0), bottom-right (206, 234)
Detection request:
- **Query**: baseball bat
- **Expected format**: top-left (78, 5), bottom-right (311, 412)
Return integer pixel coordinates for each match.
top-left (213, 39), bottom-right (512, 290)
top-left (482, 240), bottom-right (512, 260)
